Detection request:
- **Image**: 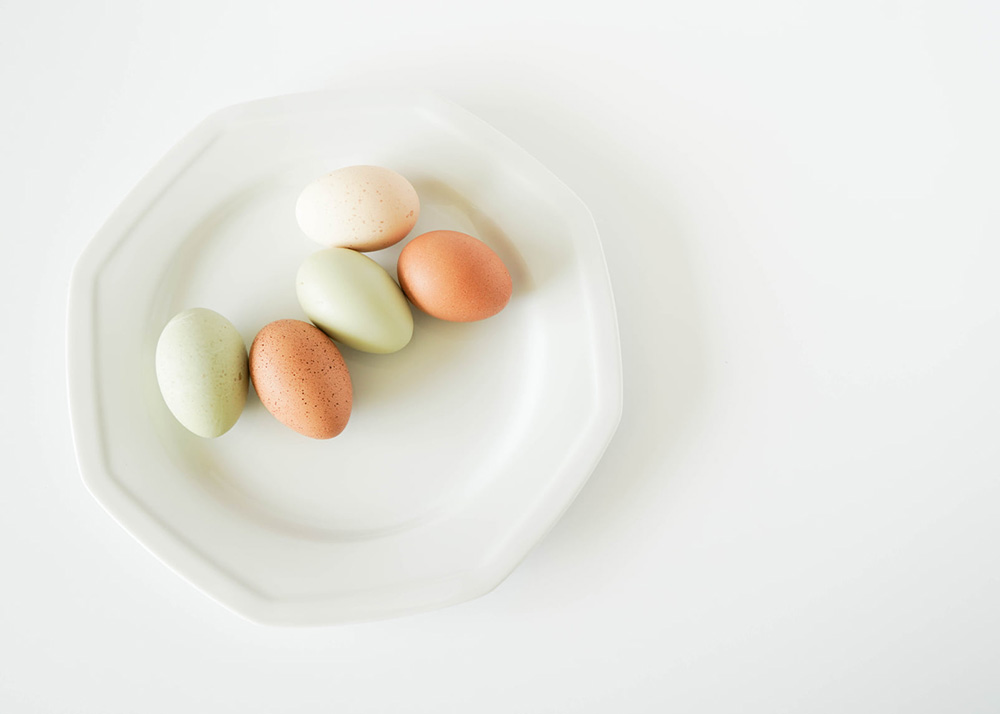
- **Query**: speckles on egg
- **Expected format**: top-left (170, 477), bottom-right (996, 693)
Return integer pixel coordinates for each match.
top-left (249, 320), bottom-right (353, 439)
top-left (155, 308), bottom-right (249, 438)
top-left (295, 166), bottom-right (420, 251)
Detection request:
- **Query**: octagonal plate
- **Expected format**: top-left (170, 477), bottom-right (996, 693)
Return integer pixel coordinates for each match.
top-left (67, 90), bottom-right (622, 625)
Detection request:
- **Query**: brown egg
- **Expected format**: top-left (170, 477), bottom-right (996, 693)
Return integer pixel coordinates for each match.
top-left (249, 319), bottom-right (353, 439)
top-left (397, 230), bottom-right (513, 322)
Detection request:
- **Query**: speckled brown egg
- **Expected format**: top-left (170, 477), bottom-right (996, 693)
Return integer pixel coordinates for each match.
top-left (396, 230), bottom-right (513, 322)
top-left (249, 319), bottom-right (353, 439)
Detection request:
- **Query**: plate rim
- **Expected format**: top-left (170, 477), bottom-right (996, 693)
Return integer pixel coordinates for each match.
top-left (66, 89), bottom-right (623, 625)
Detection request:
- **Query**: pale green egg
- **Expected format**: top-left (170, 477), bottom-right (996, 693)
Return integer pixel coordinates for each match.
top-left (155, 308), bottom-right (248, 438)
top-left (296, 248), bottom-right (413, 354)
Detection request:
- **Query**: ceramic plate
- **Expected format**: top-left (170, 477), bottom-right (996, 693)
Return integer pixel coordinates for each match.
top-left (67, 90), bottom-right (622, 625)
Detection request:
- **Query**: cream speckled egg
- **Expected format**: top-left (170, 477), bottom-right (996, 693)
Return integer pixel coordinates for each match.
top-left (155, 308), bottom-right (248, 438)
top-left (297, 248), bottom-right (413, 354)
top-left (295, 165), bottom-right (420, 251)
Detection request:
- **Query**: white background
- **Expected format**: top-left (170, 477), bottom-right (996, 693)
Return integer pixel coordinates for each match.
top-left (2, 0), bottom-right (998, 711)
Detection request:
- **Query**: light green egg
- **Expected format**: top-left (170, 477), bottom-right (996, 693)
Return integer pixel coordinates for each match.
top-left (296, 248), bottom-right (414, 354)
top-left (155, 308), bottom-right (248, 438)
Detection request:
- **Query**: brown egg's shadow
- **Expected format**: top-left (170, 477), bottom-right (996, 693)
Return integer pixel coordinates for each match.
top-left (407, 177), bottom-right (548, 295)
top-left (335, 309), bottom-right (487, 408)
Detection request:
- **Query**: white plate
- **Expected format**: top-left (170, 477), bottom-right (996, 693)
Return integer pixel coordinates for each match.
top-left (67, 90), bottom-right (622, 625)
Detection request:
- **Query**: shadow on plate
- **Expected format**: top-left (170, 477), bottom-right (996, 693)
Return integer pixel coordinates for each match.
top-left (445, 81), bottom-right (715, 608)
top-left (408, 177), bottom-right (537, 294)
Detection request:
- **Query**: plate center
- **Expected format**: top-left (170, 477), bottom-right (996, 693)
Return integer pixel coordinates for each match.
top-left (158, 175), bottom-right (539, 539)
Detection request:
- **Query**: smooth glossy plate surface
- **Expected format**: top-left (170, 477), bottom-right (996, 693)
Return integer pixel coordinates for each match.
top-left (67, 90), bottom-right (622, 625)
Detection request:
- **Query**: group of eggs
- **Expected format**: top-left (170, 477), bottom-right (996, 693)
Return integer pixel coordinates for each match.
top-left (155, 165), bottom-right (513, 440)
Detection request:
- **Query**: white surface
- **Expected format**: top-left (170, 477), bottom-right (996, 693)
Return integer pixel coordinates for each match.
top-left (2, 0), bottom-right (999, 710)
top-left (67, 90), bottom-right (621, 624)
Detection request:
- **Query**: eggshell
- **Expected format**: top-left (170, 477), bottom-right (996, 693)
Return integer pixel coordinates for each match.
top-left (297, 248), bottom-right (413, 354)
top-left (155, 308), bottom-right (248, 438)
top-left (249, 319), bottom-right (353, 439)
top-left (295, 165), bottom-right (419, 251)
top-left (396, 230), bottom-right (513, 322)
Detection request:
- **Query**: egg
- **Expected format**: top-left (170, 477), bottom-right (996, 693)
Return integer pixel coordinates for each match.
top-left (397, 230), bottom-right (513, 322)
top-left (155, 308), bottom-right (248, 438)
top-left (295, 165), bottom-right (420, 251)
top-left (249, 319), bottom-right (353, 439)
top-left (297, 248), bottom-right (413, 354)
